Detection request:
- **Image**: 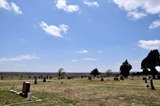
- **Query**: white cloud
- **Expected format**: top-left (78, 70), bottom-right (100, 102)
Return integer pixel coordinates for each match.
top-left (149, 20), bottom-right (160, 29)
top-left (0, 54), bottom-right (39, 63)
top-left (55, 0), bottom-right (79, 13)
top-left (39, 21), bottom-right (69, 37)
top-left (0, 0), bottom-right (22, 14)
top-left (83, 1), bottom-right (99, 8)
top-left (11, 2), bottom-right (22, 14)
top-left (127, 11), bottom-right (147, 20)
top-left (97, 50), bottom-right (102, 53)
top-left (137, 40), bottom-right (160, 50)
top-left (78, 50), bottom-right (89, 54)
top-left (84, 58), bottom-right (97, 61)
top-left (0, 0), bottom-right (10, 10)
top-left (112, 0), bottom-right (160, 20)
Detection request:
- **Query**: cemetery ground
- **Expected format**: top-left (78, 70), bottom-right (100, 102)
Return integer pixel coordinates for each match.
top-left (1, 77), bottom-right (160, 106)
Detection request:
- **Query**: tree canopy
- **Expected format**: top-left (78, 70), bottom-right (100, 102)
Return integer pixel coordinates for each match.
top-left (91, 68), bottom-right (101, 77)
top-left (120, 60), bottom-right (132, 78)
top-left (141, 49), bottom-right (160, 77)
top-left (57, 68), bottom-right (66, 79)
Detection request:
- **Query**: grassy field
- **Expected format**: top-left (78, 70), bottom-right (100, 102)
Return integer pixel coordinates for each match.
top-left (1, 77), bottom-right (160, 106)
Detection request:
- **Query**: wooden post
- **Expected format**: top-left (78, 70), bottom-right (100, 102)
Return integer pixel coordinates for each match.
top-left (21, 82), bottom-right (30, 97)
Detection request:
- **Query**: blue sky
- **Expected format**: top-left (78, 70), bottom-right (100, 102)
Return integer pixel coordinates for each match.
top-left (0, 0), bottom-right (160, 72)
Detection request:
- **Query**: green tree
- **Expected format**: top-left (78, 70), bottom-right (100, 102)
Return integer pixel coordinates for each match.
top-left (91, 68), bottom-right (101, 77)
top-left (57, 68), bottom-right (66, 79)
top-left (106, 69), bottom-right (112, 77)
top-left (120, 60), bottom-right (132, 78)
top-left (141, 49), bottom-right (160, 78)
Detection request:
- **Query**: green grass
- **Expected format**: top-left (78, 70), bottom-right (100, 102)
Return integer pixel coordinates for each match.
top-left (0, 90), bottom-right (26, 106)
top-left (1, 77), bottom-right (160, 106)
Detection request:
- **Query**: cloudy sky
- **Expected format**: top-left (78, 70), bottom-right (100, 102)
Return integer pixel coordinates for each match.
top-left (0, 0), bottom-right (160, 72)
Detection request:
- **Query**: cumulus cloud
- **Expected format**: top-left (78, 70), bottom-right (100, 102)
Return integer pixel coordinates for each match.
top-left (0, 0), bottom-right (22, 14)
top-left (137, 40), bottom-right (160, 50)
top-left (127, 11), bottom-right (147, 20)
top-left (39, 21), bottom-right (69, 37)
top-left (0, 54), bottom-right (39, 63)
top-left (112, 0), bottom-right (160, 20)
top-left (55, 0), bottom-right (79, 12)
top-left (0, 0), bottom-right (10, 10)
top-left (10, 2), bottom-right (22, 14)
top-left (83, 1), bottom-right (99, 8)
top-left (78, 50), bottom-right (89, 54)
top-left (84, 58), bottom-right (97, 61)
top-left (149, 20), bottom-right (160, 29)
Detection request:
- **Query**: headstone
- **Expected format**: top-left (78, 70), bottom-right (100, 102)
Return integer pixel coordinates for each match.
top-left (120, 76), bottom-right (124, 80)
top-left (114, 77), bottom-right (119, 81)
top-left (34, 76), bottom-right (37, 84)
top-left (27, 92), bottom-right (32, 101)
top-left (146, 84), bottom-right (149, 89)
top-left (88, 76), bottom-right (92, 80)
top-left (143, 77), bottom-right (147, 80)
top-left (101, 77), bottom-right (104, 81)
top-left (21, 82), bottom-right (30, 97)
top-left (43, 77), bottom-right (46, 82)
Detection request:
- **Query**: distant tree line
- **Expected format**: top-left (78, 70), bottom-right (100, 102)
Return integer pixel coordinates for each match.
top-left (55, 49), bottom-right (160, 79)
top-left (89, 49), bottom-right (160, 79)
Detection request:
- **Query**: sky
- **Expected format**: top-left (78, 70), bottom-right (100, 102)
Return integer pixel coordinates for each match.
top-left (0, 0), bottom-right (160, 73)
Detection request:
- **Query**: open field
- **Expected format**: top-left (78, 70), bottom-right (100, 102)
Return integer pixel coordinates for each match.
top-left (1, 77), bottom-right (160, 106)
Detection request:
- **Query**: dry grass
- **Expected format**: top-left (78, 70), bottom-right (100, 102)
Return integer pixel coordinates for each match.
top-left (1, 77), bottom-right (160, 106)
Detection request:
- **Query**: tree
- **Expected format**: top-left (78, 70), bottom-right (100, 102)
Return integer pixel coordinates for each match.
top-left (91, 68), bottom-right (101, 77)
top-left (106, 69), bottom-right (112, 77)
top-left (120, 60), bottom-right (132, 78)
top-left (141, 49), bottom-right (160, 78)
top-left (57, 68), bottom-right (66, 79)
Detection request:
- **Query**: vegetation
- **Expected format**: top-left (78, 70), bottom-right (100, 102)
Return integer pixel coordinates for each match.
top-left (141, 49), bottom-right (160, 78)
top-left (106, 69), bottom-right (112, 77)
top-left (91, 68), bottom-right (101, 77)
top-left (1, 50), bottom-right (160, 105)
top-left (120, 60), bottom-right (132, 78)
top-left (1, 77), bottom-right (160, 106)
top-left (57, 68), bottom-right (66, 79)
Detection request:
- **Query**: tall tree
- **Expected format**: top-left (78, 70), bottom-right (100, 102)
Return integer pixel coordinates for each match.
top-left (106, 69), bottom-right (112, 77)
top-left (120, 60), bottom-right (132, 78)
top-left (141, 49), bottom-right (160, 78)
top-left (91, 68), bottom-right (101, 77)
top-left (57, 68), bottom-right (66, 79)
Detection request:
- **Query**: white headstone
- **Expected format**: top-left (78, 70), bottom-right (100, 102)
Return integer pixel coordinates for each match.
top-left (27, 92), bottom-right (32, 101)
